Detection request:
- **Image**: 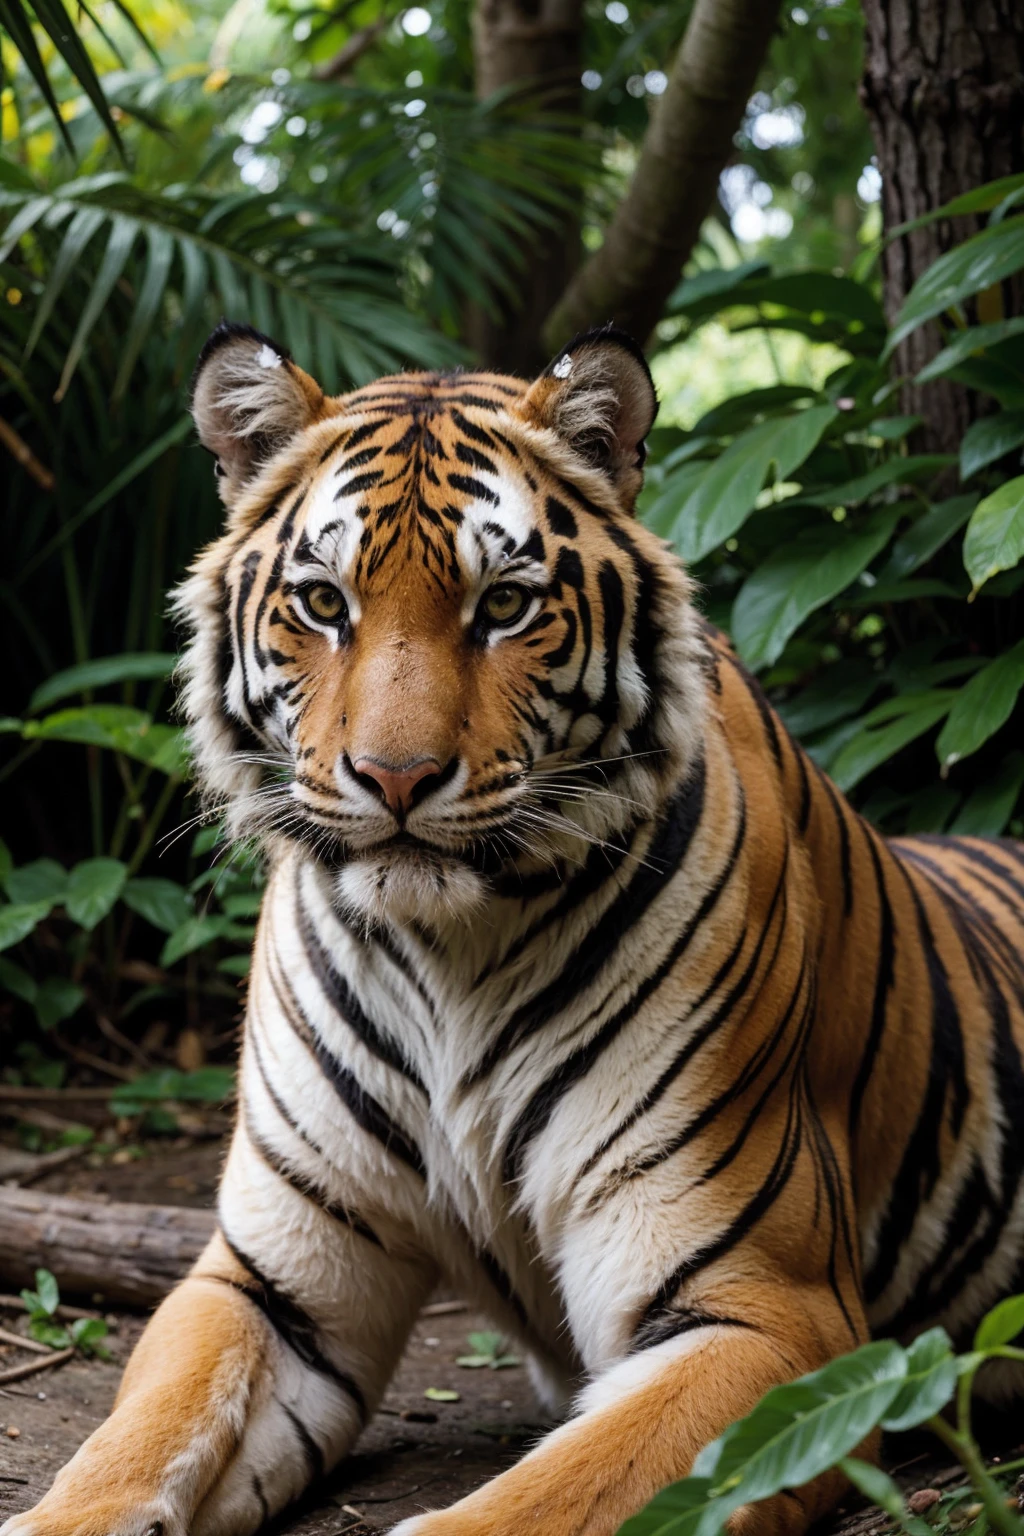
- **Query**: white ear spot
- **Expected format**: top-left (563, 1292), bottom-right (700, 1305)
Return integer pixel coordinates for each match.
top-left (552, 355), bottom-right (573, 379)
top-left (257, 344), bottom-right (283, 369)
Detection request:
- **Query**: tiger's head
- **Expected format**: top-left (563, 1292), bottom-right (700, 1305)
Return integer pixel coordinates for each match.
top-left (176, 322), bottom-right (707, 926)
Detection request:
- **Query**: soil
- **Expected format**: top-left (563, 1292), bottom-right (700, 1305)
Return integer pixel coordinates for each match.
top-left (0, 1138), bottom-right (1018, 1536)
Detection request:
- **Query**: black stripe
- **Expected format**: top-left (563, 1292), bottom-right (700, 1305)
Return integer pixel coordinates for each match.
top-left (268, 948), bottom-right (427, 1177)
top-left (281, 1403), bottom-right (325, 1481)
top-left (632, 1307), bottom-right (760, 1354)
top-left (463, 755), bottom-right (707, 1092)
top-left (217, 1233), bottom-right (367, 1422)
top-left (848, 825), bottom-right (897, 1144)
top-left (298, 889), bottom-right (427, 1094)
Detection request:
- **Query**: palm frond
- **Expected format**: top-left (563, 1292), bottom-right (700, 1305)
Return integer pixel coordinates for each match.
top-left (0, 173), bottom-right (463, 400)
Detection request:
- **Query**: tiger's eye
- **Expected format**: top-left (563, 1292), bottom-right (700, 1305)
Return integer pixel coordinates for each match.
top-left (305, 583), bottom-right (346, 622)
top-left (482, 585), bottom-right (529, 625)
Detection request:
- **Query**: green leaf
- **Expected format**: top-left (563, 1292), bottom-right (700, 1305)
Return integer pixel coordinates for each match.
top-left (34, 976), bottom-right (86, 1031)
top-left (732, 510), bottom-right (899, 672)
top-left (935, 640), bottom-right (1024, 768)
top-left (109, 1067), bottom-right (235, 1111)
top-left (880, 1328), bottom-right (958, 1431)
top-left (0, 900), bottom-right (54, 952)
top-left (456, 1354), bottom-right (492, 1368)
top-left (831, 693), bottom-right (956, 793)
top-left (0, 841), bottom-right (11, 885)
top-left (960, 412), bottom-right (1024, 481)
top-left (70, 1316), bottom-right (110, 1357)
top-left (950, 752), bottom-right (1024, 836)
top-left (884, 496), bottom-right (978, 579)
top-left (29, 1319), bottom-right (71, 1349)
top-left (887, 218), bottom-right (1024, 355)
top-left (22, 706), bottom-right (187, 776)
top-left (160, 914), bottom-right (233, 967)
top-left (666, 259), bottom-right (772, 315)
top-left (617, 1476), bottom-right (722, 1536)
top-left (217, 954), bottom-right (252, 978)
top-left (28, 653), bottom-right (176, 714)
top-left (799, 456), bottom-right (953, 508)
top-left (673, 406), bottom-right (838, 563)
top-left (424, 1387), bottom-right (460, 1402)
top-left (692, 1341), bottom-right (907, 1517)
top-left (122, 878), bottom-right (192, 934)
top-left (5, 858), bottom-right (67, 905)
top-left (915, 318), bottom-right (1024, 383)
top-left (0, 956), bottom-right (37, 1004)
top-left (775, 662), bottom-right (880, 740)
top-left (35, 1268), bottom-right (60, 1316)
top-left (65, 858), bottom-right (127, 930)
top-left (962, 475), bottom-right (1024, 593)
top-left (838, 1459), bottom-right (906, 1522)
top-left (975, 1292), bottom-right (1024, 1351)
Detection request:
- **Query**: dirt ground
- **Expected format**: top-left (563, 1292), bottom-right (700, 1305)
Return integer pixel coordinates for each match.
top-left (0, 1139), bottom-right (1019, 1536)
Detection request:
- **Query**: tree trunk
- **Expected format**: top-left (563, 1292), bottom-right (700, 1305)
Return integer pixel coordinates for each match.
top-left (860, 0), bottom-right (1024, 454)
top-left (542, 0), bottom-right (783, 354)
top-left (0, 1188), bottom-right (214, 1307)
top-left (468, 0), bottom-right (584, 373)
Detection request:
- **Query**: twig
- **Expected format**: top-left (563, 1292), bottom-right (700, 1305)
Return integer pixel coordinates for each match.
top-left (312, 17), bottom-right (387, 79)
top-left (52, 1041), bottom-right (136, 1084)
top-left (0, 415), bottom-right (54, 491)
top-left (0, 1327), bottom-right (52, 1355)
top-left (0, 1294), bottom-right (102, 1323)
top-left (420, 1300), bottom-right (467, 1317)
top-left (15, 1144), bottom-right (92, 1188)
top-left (0, 1347), bottom-right (74, 1385)
top-left (0, 1476), bottom-right (29, 1484)
top-left (95, 1012), bottom-right (153, 1070)
top-left (0, 1086), bottom-right (114, 1103)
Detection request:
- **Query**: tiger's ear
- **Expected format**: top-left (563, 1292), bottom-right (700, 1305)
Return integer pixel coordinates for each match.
top-left (519, 327), bottom-right (657, 506)
top-left (191, 322), bottom-right (325, 501)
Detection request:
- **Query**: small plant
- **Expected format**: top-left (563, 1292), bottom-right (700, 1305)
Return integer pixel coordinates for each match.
top-left (19, 1269), bottom-right (111, 1359)
top-left (456, 1330), bottom-right (522, 1370)
top-left (618, 1294), bottom-right (1024, 1536)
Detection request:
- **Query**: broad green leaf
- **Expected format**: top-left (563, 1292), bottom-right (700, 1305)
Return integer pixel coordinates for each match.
top-left (884, 496), bottom-right (978, 578)
top-left (831, 693), bottom-right (955, 792)
top-left (666, 260), bottom-right (771, 315)
top-left (838, 1460), bottom-right (934, 1536)
top-left (962, 475), bottom-right (1024, 593)
top-left (799, 456), bottom-right (953, 508)
top-left (880, 1328), bottom-right (958, 1431)
top-left (0, 956), bottom-right (36, 1003)
top-left (122, 878), bottom-right (192, 934)
top-left (732, 510), bottom-right (898, 672)
top-left (847, 577), bottom-right (965, 605)
top-left (617, 1475), bottom-right (722, 1536)
top-left (915, 318), bottom-right (1024, 383)
top-left (776, 662), bottom-right (880, 739)
top-left (673, 406), bottom-right (838, 563)
top-left (22, 706), bottom-right (187, 776)
top-left (35, 1268), bottom-right (60, 1316)
top-left (935, 639), bottom-right (1024, 767)
top-left (960, 412), bottom-right (1024, 481)
top-left (29, 653), bottom-right (176, 714)
top-left (65, 858), bottom-right (128, 930)
top-left (868, 416), bottom-right (922, 441)
top-left (217, 954), bottom-right (252, 978)
top-left (5, 858), bottom-right (67, 905)
top-left (950, 752), bottom-right (1024, 836)
top-left (890, 173), bottom-right (1024, 235)
top-left (639, 462), bottom-right (711, 541)
top-left (34, 976), bottom-right (86, 1031)
top-left (887, 219), bottom-right (1024, 355)
top-left (109, 1066), bottom-right (235, 1111)
top-left (975, 1292), bottom-right (1024, 1351)
top-left (160, 915), bottom-right (233, 966)
top-left (423, 1387), bottom-right (460, 1402)
top-left (693, 1341), bottom-right (906, 1513)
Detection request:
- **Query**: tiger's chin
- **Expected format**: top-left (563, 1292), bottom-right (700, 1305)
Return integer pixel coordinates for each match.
top-left (333, 846), bottom-right (488, 929)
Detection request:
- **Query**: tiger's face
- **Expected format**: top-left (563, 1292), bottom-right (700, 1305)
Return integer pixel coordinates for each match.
top-left (178, 324), bottom-right (705, 925)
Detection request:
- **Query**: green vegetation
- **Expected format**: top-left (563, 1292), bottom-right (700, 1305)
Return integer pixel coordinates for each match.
top-left (19, 1268), bottom-right (111, 1357)
top-left (622, 1294), bottom-right (1024, 1536)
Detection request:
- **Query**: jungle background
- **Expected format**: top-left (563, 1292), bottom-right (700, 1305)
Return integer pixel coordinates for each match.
top-left (0, 0), bottom-right (1022, 1179)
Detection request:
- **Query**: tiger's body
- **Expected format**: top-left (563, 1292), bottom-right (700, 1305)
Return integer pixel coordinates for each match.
top-left (6, 325), bottom-right (1023, 1536)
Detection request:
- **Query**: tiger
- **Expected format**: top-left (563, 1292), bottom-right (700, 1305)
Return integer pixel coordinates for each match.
top-left (6, 320), bottom-right (1024, 1536)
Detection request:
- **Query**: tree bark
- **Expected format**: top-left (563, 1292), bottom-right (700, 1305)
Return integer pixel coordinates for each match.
top-left (542, 0), bottom-right (784, 354)
top-left (468, 0), bottom-right (584, 373)
top-left (860, 0), bottom-right (1024, 454)
top-left (0, 1188), bottom-right (214, 1307)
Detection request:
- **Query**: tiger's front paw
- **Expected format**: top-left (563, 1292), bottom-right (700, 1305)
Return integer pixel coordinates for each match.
top-left (0, 1491), bottom-right (179, 1536)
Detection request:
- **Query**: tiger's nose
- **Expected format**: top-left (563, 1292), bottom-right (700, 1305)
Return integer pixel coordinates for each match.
top-left (350, 756), bottom-right (444, 817)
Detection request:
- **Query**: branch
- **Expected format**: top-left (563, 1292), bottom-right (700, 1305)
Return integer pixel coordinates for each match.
top-left (312, 17), bottom-right (389, 81)
top-left (543, 0), bottom-right (784, 351)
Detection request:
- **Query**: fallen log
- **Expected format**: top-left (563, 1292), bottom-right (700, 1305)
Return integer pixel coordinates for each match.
top-left (0, 1188), bottom-right (215, 1308)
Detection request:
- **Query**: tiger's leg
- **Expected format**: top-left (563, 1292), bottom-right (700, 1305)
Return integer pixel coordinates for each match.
top-left (390, 1290), bottom-right (860, 1536)
top-left (1, 1117), bottom-right (436, 1536)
